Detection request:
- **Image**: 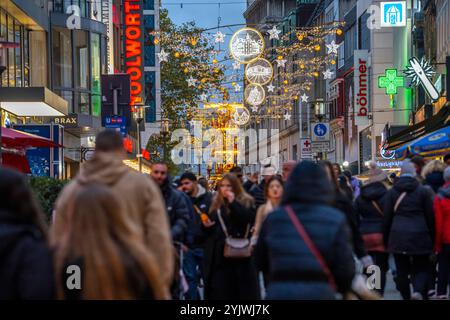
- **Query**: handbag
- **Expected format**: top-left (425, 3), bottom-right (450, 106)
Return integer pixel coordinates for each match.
top-left (284, 205), bottom-right (337, 292)
top-left (217, 210), bottom-right (252, 258)
top-left (362, 200), bottom-right (385, 252)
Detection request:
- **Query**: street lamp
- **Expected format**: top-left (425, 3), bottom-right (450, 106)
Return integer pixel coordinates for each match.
top-left (343, 161), bottom-right (349, 168)
top-left (133, 105), bottom-right (145, 173)
top-left (313, 99), bottom-right (326, 120)
top-left (160, 118), bottom-right (170, 162)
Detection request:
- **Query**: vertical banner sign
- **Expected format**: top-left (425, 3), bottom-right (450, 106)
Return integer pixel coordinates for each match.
top-left (354, 50), bottom-right (369, 126)
top-left (124, 0), bottom-right (144, 109)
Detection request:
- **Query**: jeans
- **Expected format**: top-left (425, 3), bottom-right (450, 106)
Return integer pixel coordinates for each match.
top-left (183, 247), bottom-right (204, 300)
top-left (437, 244), bottom-right (450, 296)
top-left (394, 254), bottom-right (432, 300)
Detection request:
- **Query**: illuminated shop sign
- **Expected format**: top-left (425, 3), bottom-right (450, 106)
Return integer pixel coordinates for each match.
top-left (124, 0), bottom-right (144, 108)
top-left (354, 50), bottom-right (369, 126)
top-left (404, 57), bottom-right (440, 102)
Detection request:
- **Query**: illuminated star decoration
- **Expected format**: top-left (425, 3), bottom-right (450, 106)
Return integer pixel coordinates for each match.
top-left (187, 76), bottom-right (197, 87)
top-left (234, 83), bottom-right (241, 92)
top-left (214, 31), bottom-right (225, 43)
top-left (301, 93), bottom-right (309, 102)
top-left (323, 69), bottom-right (334, 80)
top-left (276, 59), bottom-right (287, 68)
top-left (199, 93), bottom-right (208, 101)
top-left (404, 56), bottom-right (435, 86)
top-left (251, 106), bottom-right (259, 112)
top-left (266, 83), bottom-right (275, 93)
top-left (232, 60), bottom-right (241, 70)
top-left (326, 40), bottom-right (340, 55)
top-left (284, 113), bottom-right (291, 121)
top-left (268, 26), bottom-right (281, 40)
top-left (157, 49), bottom-right (169, 63)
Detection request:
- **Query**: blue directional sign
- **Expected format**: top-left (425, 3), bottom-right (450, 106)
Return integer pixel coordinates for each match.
top-left (311, 122), bottom-right (330, 142)
top-left (104, 116), bottom-right (127, 137)
top-left (380, 1), bottom-right (406, 27)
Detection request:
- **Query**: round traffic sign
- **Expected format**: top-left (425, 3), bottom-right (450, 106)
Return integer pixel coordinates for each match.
top-left (313, 123), bottom-right (327, 137)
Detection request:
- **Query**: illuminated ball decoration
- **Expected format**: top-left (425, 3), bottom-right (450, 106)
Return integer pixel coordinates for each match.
top-left (244, 83), bottom-right (265, 106)
top-left (229, 27), bottom-right (265, 64)
top-left (244, 58), bottom-right (274, 85)
top-left (336, 29), bottom-right (343, 36)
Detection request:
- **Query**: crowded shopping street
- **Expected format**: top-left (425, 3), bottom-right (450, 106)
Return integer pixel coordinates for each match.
top-left (1, 0), bottom-right (450, 305)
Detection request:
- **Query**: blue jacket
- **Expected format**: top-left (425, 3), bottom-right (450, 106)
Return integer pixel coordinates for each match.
top-left (254, 161), bottom-right (355, 300)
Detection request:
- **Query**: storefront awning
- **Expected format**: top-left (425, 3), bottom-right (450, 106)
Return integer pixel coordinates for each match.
top-left (0, 87), bottom-right (68, 116)
top-left (384, 105), bottom-right (450, 150)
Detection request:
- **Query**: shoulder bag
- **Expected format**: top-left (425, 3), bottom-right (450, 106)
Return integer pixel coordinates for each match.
top-left (361, 200), bottom-right (386, 252)
top-left (217, 209), bottom-right (252, 258)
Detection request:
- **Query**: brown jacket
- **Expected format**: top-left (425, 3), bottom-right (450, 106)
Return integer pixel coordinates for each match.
top-left (51, 152), bottom-right (174, 288)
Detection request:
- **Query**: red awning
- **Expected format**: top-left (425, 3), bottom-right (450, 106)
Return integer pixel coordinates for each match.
top-left (1, 151), bottom-right (31, 173)
top-left (1, 127), bottom-right (62, 148)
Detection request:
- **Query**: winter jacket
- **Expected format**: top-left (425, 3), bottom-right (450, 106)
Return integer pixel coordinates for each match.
top-left (249, 181), bottom-right (266, 209)
top-left (243, 179), bottom-right (255, 192)
top-left (188, 185), bottom-right (213, 248)
top-left (53, 152), bottom-right (174, 288)
top-left (159, 178), bottom-right (191, 244)
top-left (0, 212), bottom-right (55, 299)
top-left (424, 171), bottom-right (445, 193)
top-left (354, 182), bottom-right (388, 235)
top-left (383, 175), bottom-right (435, 255)
top-left (434, 182), bottom-right (450, 252)
top-left (203, 200), bottom-right (259, 300)
top-left (334, 191), bottom-right (367, 259)
top-left (255, 161), bottom-right (355, 300)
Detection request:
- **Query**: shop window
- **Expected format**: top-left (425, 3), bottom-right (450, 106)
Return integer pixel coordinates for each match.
top-left (91, 33), bottom-right (101, 117)
top-left (74, 30), bottom-right (89, 89)
top-left (75, 92), bottom-right (90, 115)
top-left (14, 21), bottom-right (22, 87)
top-left (52, 27), bottom-right (73, 88)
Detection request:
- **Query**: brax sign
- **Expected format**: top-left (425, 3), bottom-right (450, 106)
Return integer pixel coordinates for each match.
top-left (50, 114), bottom-right (78, 128)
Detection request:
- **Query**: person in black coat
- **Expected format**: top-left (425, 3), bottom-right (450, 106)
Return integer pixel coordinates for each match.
top-left (422, 160), bottom-right (445, 193)
top-left (203, 174), bottom-right (259, 300)
top-left (150, 163), bottom-right (190, 243)
top-left (0, 167), bottom-right (54, 299)
top-left (254, 161), bottom-right (355, 299)
top-left (383, 159), bottom-right (435, 300)
top-left (354, 163), bottom-right (390, 295)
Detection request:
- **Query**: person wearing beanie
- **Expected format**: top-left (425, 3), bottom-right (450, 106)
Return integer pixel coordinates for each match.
top-left (354, 163), bottom-right (390, 295)
top-left (383, 159), bottom-right (435, 300)
top-left (433, 166), bottom-right (450, 299)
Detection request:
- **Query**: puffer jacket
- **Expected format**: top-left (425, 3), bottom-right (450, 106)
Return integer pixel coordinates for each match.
top-left (255, 161), bottom-right (355, 300)
top-left (383, 175), bottom-right (435, 255)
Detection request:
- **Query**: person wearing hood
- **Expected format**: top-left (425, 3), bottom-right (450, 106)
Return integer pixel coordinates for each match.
top-left (344, 170), bottom-right (361, 199)
top-left (422, 160), bottom-right (445, 193)
top-left (433, 166), bottom-right (450, 299)
top-left (254, 161), bottom-right (355, 299)
top-left (179, 171), bottom-right (214, 300)
top-left (53, 130), bottom-right (174, 290)
top-left (383, 159), bottom-right (435, 300)
top-left (0, 167), bottom-right (55, 299)
top-left (354, 162), bottom-right (390, 295)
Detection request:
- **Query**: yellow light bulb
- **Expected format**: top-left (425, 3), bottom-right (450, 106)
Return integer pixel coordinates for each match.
top-left (313, 72), bottom-right (319, 77)
top-left (183, 68), bottom-right (189, 73)
top-left (201, 78), bottom-right (206, 83)
top-left (314, 45), bottom-right (321, 51)
top-left (284, 88), bottom-right (288, 93)
top-left (283, 80), bottom-right (288, 85)
top-left (300, 64), bottom-right (305, 69)
top-left (331, 60), bottom-right (336, 65)
top-left (214, 68), bottom-right (220, 73)
top-left (297, 34), bottom-right (304, 41)
top-left (294, 95), bottom-right (298, 100)
top-left (277, 55), bottom-right (283, 60)
top-left (212, 59), bottom-right (218, 64)
top-left (336, 29), bottom-right (343, 36)
top-left (174, 52), bottom-right (180, 58)
top-left (154, 38), bottom-right (160, 45)
top-left (232, 82), bottom-right (236, 86)
top-left (190, 38), bottom-right (198, 46)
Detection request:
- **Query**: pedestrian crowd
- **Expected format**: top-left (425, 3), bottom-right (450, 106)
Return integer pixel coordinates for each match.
top-left (1, 129), bottom-right (449, 300)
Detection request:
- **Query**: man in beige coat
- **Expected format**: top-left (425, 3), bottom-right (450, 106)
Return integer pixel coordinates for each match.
top-left (51, 130), bottom-right (174, 291)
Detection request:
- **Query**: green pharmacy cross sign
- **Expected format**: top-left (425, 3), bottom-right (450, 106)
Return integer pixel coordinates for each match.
top-left (378, 69), bottom-right (405, 95)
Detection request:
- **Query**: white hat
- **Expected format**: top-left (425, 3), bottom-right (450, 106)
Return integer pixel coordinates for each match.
top-left (261, 166), bottom-right (276, 176)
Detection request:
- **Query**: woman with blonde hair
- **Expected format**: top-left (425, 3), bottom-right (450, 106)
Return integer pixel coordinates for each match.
top-left (203, 174), bottom-right (259, 299)
top-left (422, 160), bottom-right (445, 193)
top-left (51, 184), bottom-right (169, 300)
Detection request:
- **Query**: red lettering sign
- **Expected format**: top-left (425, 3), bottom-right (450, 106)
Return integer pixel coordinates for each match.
top-left (354, 51), bottom-right (370, 125)
top-left (124, 0), bottom-right (143, 112)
